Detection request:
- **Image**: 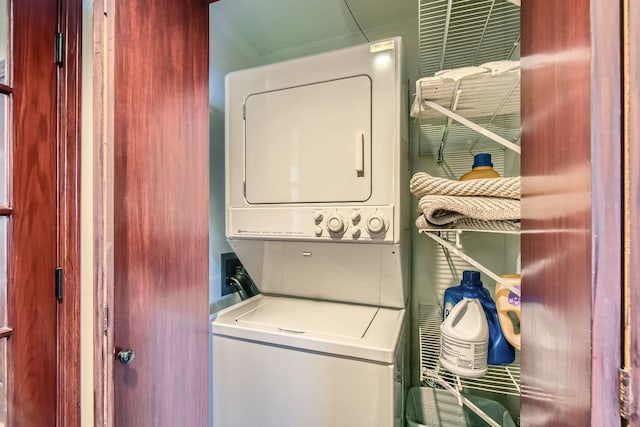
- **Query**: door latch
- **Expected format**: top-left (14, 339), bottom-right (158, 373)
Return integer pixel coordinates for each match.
top-left (620, 368), bottom-right (633, 419)
top-left (116, 348), bottom-right (135, 365)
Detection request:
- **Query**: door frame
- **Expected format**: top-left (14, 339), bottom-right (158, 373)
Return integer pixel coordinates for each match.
top-left (56, 0), bottom-right (82, 425)
top-left (624, 0), bottom-right (640, 424)
top-left (91, 0), bottom-right (114, 424)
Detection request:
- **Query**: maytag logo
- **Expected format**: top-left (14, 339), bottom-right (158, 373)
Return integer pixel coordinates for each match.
top-left (237, 229), bottom-right (245, 234)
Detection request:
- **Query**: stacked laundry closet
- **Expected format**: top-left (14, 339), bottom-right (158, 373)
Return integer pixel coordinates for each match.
top-left (212, 37), bottom-right (410, 427)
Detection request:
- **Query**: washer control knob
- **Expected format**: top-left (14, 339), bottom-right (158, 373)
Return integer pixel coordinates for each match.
top-left (314, 226), bottom-right (323, 237)
top-left (351, 211), bottom-right (361, 224)
top-left (326, 215), bottom-right (346, 234)
top-left (313, 212), bottom-right (324, 223)
top-left (351, 228), bottom-right (362, 239)
top-left (366, 213), bottom-right (388, 235)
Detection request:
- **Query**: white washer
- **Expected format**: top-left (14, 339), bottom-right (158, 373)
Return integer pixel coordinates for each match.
top-left (215, 37), bottom-right (408, 427)
top-left (212, 295), bottom-right (406, 427)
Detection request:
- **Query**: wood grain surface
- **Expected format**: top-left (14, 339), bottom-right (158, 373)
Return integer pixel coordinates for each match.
top-left (112, 0), bottom-right (210, 425)
top-left (11, 0), bottom-right (58, 424)
top-left (56, 0), bottom-right (83, 425)
top-left (626, 0), bottom-right (640, 424)
top-left (521, 0), bottom-right (622, 425)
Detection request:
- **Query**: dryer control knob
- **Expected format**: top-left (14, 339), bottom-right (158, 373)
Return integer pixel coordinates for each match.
top-left (366, 213), bottom-right (388, 235)
top-left (313, 212), bottom-right (324, 223)
top-left (314, 226), bottom-right (323, 237)
top-left (326, 215), bottom-right (346, 234)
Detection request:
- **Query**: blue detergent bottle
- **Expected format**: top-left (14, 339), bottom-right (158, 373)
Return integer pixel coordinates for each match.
top-left (443, 270), bottom-right (515, 365)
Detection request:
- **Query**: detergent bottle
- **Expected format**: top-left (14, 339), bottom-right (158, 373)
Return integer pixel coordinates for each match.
top-left (495, 274), bottom-right (521, 351)
top-left (440, 293), bottom-right (489, 378)
top-left (443, 270), bottom-right (484, 320)
top-left (459, 153), bottom-right (501, 181)
top-left (443, 270), bottom-right (515, 365)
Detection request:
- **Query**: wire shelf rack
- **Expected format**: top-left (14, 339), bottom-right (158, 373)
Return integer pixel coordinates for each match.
top-left (418, 0), bottom-right (521, 78)
top-left (419, 303), bottom-right (521, 397)
top-left (412, 62), bottom-right (521, 156)
top-left (416, 0), bottom-right (521, 156)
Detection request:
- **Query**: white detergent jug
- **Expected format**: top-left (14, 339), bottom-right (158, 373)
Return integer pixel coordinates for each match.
top-left (440, 295), bottom-right (488, 378)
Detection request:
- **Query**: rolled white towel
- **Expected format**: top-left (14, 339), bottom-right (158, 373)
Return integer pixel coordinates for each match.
top-left (416, 194), bottom-right (520, 227)
top-left (410, 172), bottom-right (521, 200)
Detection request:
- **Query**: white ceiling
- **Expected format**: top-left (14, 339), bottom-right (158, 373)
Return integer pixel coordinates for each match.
top-left (210, 0), bottom-right (419, 65)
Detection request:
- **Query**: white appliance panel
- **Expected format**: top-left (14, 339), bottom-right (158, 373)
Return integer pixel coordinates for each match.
top-left (244, 76), bottom-right (372, 204)
top-left (212, 335), bottom-right (397, 427)
top-left (228, 205), bottom-right (394, 242)
top-left (229, 240), bottom-right (407, 308)
top-left (235, 297), bottom-right (378, 338)
top-left (212, 295), bottom-right (406, 427)
top-left (213, 295), bottom-right (405, 364)
top-left (226, 37), bottom-right (407, 243)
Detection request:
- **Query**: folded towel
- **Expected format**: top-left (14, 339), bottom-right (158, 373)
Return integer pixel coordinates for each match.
top-left (410, 172), bottom-right (520, 199)
top-left (415, 216), bottom-right (521, 232)
top-left (411, 172), bottom-right (521, 231)
top-left (417, 194), bottom-right (520, 225)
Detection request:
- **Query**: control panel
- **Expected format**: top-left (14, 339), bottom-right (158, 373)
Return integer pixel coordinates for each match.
top-left (228, 206), bottom-right (395, 242)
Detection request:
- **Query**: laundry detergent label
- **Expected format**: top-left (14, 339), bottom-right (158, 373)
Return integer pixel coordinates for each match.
top-left (443, 301), bottom-right (455, 319)
top-left (440, 334), bottom-right (488, 371)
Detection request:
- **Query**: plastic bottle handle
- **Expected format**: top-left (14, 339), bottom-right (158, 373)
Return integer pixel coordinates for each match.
top-left (495, 290), bottom-right (521, 351)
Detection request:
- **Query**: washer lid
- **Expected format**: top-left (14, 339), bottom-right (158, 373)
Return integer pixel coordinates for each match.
top-left (235, 297), bottom-right (378, 339)
top-left (213, 295), bottom-right (405, 364)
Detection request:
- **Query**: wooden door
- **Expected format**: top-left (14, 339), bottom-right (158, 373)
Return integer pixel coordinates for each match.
top-left (521, 0), bottom-right (622, 425)
top-left (4, 0), bottom-right (62, 424)
top-left (107, 0), bottom-right (210, 425)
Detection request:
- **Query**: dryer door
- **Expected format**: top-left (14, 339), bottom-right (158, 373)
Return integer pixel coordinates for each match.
top-left (244, 75), bottom-right (372, 204)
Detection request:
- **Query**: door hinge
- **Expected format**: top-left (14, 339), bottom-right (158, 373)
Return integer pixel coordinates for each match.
top-left (55, 268), bottom-right (63, 303)
top-left (103, 305), bottom-right (109, 335)
top-left (54, 32), bottom-right (64, 66)
top-left (620, 368), bottom-right (633, 419)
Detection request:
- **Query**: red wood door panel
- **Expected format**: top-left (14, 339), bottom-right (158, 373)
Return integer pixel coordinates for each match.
top-left (521, 0), bottom-right (622, 425)
top-left (11, 0), bottom-right (58, 424)
top-left (112, 0), bottom-right (209, 425)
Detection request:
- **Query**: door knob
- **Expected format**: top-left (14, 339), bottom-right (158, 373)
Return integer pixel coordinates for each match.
top-left (116, 348), bottom-right (135, 365)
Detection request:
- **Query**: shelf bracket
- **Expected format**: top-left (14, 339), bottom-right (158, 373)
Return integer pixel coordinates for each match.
top-left (470, 75), bottom-right (521, 152)
top-left (421, 99), bottom-right (521, 155)
top-left (422, 231), bottom-right (521, 297)
top-left (437, 87), bottom-right (462, 163)
top-left (423, 370), bottom-right (502, 427)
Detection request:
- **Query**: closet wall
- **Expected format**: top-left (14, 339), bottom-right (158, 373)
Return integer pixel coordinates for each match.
top-left (208, 13), bottom-right (254, 304)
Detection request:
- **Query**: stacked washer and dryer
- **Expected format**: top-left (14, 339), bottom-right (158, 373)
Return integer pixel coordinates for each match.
top-left (212, 37), bottom-right (410, 427)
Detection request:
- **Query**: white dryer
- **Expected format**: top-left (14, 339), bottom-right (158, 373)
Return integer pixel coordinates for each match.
top-left (213, 37), bottom-right (409, 427)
